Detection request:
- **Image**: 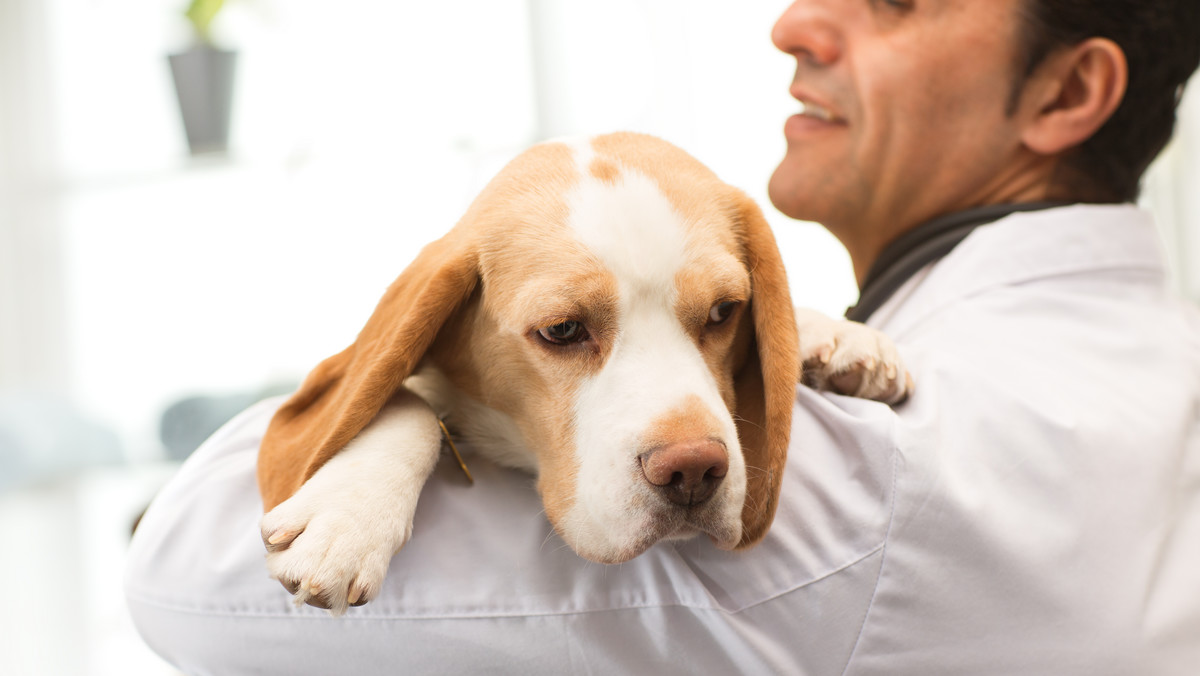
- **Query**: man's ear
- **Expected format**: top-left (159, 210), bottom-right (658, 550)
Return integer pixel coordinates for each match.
top-left (1020, 37), bottom-right (1128, 156)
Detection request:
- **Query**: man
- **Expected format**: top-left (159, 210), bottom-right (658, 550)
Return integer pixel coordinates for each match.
top-left (126, 1), bottom-right (1200, 673)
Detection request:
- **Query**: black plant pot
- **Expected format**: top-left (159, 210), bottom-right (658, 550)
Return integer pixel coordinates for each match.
top-left (168, 45), bottom-right (237, 155)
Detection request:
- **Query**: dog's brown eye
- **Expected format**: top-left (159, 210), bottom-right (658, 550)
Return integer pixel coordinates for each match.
top-left (708, 301), bottom-right (738, 326)
top-left (538, 321), bottom-right (589, 345)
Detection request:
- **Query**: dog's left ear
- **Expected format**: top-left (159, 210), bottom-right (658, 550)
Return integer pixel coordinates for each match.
top-left (727, 190), bottom-right (799, 549)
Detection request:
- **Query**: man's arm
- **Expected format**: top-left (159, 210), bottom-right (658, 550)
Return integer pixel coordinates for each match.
top-left (125, 391), bottom-right (901, 675)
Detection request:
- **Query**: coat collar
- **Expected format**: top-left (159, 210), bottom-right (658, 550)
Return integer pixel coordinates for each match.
top-left (846, 202), bottom-right (1073, 322)
top-left (869, 204), bottom-right (1167, 337)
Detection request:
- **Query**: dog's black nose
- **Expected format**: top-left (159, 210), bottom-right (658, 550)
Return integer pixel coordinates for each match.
top-left (639, 440), bottom-right (728, 506)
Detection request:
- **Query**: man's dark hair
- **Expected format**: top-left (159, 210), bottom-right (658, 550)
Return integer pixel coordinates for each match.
top-left (1014, 0), bottom-right (1200, 202)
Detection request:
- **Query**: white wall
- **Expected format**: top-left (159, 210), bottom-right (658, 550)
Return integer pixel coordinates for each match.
top-left (1143, 84), bottom-right (1200, 300)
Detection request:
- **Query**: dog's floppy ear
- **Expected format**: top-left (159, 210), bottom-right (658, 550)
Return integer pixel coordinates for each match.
top-left (257, 229), bottom-right (479, 511)
top-left (729, 191), bottom-right (799, 549)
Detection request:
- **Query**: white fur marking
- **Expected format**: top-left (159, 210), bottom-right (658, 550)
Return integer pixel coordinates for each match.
top-left (567, 151), bottom-right (688, 298)
top-left (556, 144), bottom-right (746, 560)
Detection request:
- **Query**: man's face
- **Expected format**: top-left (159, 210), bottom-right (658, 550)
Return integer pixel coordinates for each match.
top-left (769, 0), bottom-right (1031, 238)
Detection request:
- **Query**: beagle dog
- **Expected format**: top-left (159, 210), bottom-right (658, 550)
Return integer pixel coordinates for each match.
top-left (257, 132), bottom-right (910, 614)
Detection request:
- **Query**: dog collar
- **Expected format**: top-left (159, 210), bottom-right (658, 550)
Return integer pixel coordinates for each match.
top-left (845, 201), bottom-right (1074, 323)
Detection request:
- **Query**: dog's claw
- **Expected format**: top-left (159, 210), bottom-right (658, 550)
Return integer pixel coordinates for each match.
top-left (266, 529), bottom-right (298, 546)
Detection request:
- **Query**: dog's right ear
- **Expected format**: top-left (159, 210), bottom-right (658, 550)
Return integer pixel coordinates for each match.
top-left (726, 190), bottom-right (799, 550)
top-left (257, 229), bottom-right (479, 511)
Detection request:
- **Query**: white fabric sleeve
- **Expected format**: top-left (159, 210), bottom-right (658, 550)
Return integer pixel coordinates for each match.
top-left (125, 390), bottom-right (900, 676)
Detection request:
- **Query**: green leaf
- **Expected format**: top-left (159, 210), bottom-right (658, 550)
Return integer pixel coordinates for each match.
top-left (185, 0), bottom-right (226, 44)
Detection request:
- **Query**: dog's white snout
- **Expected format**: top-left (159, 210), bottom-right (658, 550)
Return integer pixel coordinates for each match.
top-left (639, 439), bottom-right (728, 506)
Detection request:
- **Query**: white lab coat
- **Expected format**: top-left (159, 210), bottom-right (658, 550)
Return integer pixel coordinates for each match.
top-left (125, 204), bottom-right (1200, 675)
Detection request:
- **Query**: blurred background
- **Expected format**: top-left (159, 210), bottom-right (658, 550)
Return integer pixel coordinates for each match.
top-left (1, 1), bottom-right (1197, 674)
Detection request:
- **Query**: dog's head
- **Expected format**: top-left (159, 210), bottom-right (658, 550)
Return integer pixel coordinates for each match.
top-left (260, 132), bottom-right (798, 562)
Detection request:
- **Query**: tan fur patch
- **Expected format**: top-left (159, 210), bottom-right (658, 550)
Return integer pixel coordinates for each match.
top-left (672, 262), bottom-right (750, 410)
top-left (589, 133), bottom-right (741, 252)
top-left (638, 394), bottom-right (726, 453)
top-left (589, 157), bottom-right (622, 184)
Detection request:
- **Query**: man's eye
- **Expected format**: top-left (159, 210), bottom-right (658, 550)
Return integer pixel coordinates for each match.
top-left (707, 301), bottom-right (739, 326)
top-left (538, 321), bottom-right (589, 345)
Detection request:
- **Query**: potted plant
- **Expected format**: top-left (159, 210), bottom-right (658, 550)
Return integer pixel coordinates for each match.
top-left (168, 0), bottom-right (237, 155)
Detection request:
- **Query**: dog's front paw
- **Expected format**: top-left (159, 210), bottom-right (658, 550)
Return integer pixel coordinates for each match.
top-left (795, 308), bottom-right (913, 404)
top-left (260, 489), bottom-right (413, 616)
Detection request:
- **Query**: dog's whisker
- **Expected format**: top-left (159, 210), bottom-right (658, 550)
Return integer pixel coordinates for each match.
top-left (742, 463), bottom-right (772, 480)
top-left (744, 492), bottom-right (763, 512)
top-left (729, 414), bottom-right (767, 434)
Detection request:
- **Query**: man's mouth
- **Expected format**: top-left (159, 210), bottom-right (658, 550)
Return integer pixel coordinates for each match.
top-left (797, 99), bottom-right (842, 123)
top-left (783, 94), bottom-right (847, 140)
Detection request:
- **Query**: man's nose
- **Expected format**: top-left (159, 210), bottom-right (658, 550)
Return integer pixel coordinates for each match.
top-left (772, 1), bottom-right (842, 66)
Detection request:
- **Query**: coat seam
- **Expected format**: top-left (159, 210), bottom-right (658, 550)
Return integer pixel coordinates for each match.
top-left (839, 419), bottom-right (902, 675)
